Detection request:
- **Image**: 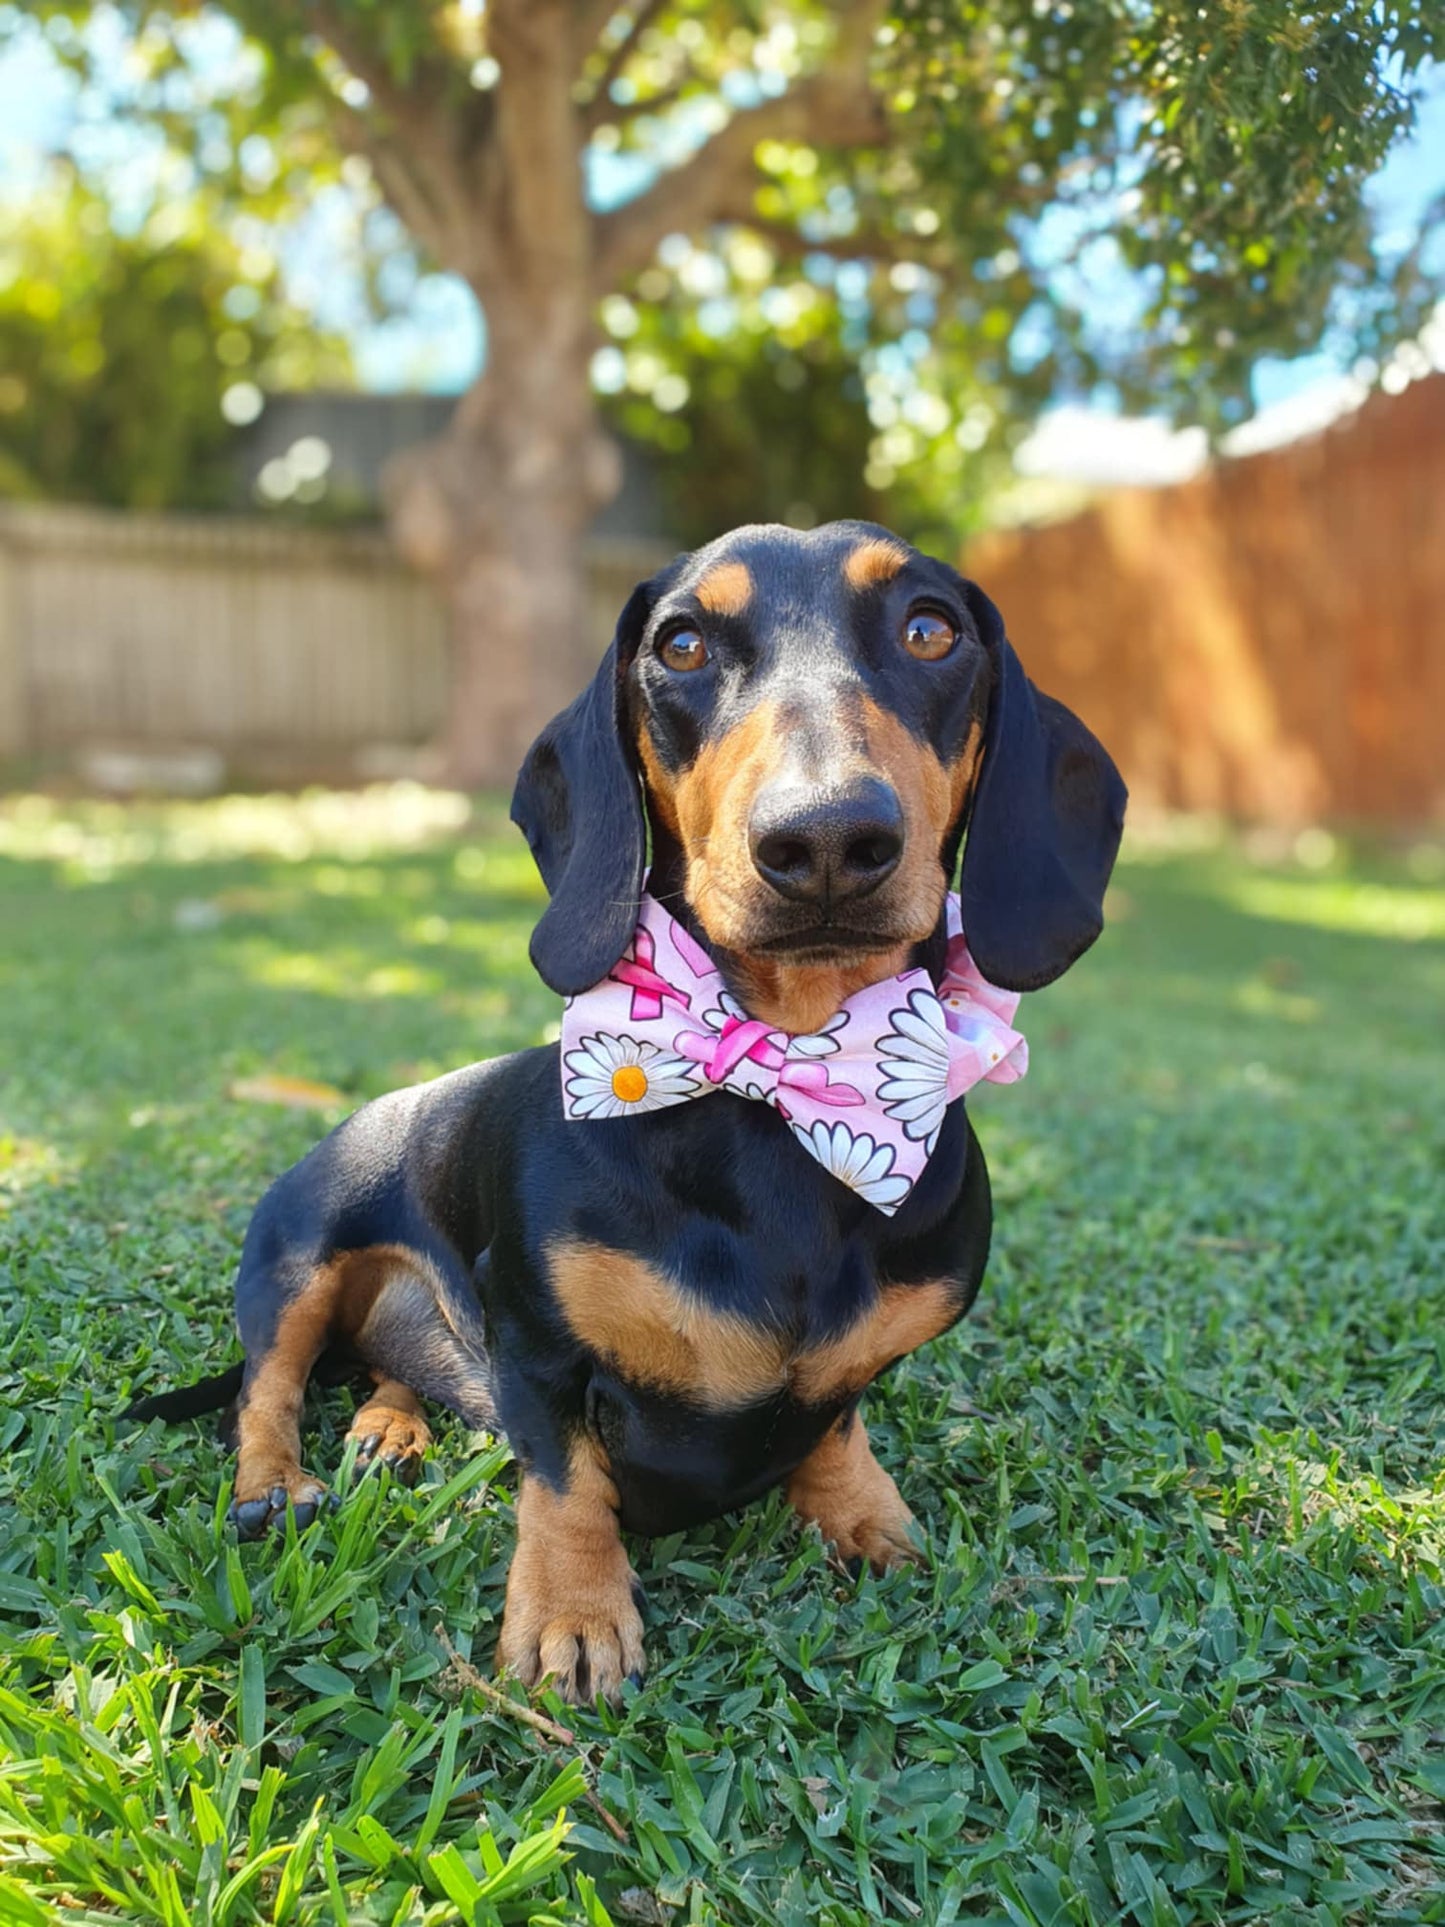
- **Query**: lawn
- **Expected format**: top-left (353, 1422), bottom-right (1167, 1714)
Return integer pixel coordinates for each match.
top-left (1, 786), bottom-right (1443, 1927)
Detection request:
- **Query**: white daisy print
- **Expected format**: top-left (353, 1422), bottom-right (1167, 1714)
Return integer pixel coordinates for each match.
top-left (563, 1033), bottom-right (702, 1119)
top-left (793, 1119), bottom-right (911, 1211)
top-left (877, 988), bottom-right (952, 1149)
top-left (789, 1010), bottom-right (848, 1057)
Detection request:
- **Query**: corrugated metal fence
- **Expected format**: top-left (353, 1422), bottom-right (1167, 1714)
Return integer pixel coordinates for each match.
top-left (0, 502), bottom-right (664, 777)
top-left (964, 375), bottom-right (1445, 825)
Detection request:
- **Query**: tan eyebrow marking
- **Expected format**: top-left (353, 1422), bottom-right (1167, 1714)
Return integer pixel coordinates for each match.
top-left (694, 560), bottom-right (753, 616)
top-left (843, 538), bottom-right (909, 591)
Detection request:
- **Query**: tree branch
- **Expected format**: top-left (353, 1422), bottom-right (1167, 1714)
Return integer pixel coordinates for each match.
top-left (490, 0), bottom-right (594, 274)
top-left (583, 61), bottom-right (704, 135)
top-left (302, 2), bottom-right (489, 277)
top-left (573, 0), bottom-right (667, 87)
top-left (589, 0), bottom-right (889, 291)
top-left (307, 0), bottom-right (454, 137)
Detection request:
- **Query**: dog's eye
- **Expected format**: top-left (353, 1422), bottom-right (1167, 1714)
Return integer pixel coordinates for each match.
top-left (901, 608), bottom-right (957, 662)
top-left (657, 625), bottom-right (709, 673)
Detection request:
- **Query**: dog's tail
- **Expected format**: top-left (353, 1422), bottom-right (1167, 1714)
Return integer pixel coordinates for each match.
top-left (122, 1361), bottom-right (245, 1424)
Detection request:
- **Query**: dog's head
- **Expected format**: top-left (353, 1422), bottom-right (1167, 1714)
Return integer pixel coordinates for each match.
top-left (512, 521), bottom-right (1126, 1026)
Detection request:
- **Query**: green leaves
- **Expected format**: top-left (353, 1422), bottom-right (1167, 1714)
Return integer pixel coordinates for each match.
top-left (0, 173), bottom-right (352, 514)
top-left (10, 2), bottom-right (1442, 540)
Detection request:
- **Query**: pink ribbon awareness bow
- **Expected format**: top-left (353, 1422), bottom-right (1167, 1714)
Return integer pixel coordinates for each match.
top-left (559, 892), bottom-right (1028, 1216)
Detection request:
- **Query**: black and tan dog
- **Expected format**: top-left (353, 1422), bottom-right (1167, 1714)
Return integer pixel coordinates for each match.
top-left (127, 520), bottom-right (1125, 1703)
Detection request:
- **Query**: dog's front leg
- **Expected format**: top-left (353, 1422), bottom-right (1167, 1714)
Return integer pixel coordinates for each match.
top-left (787, 1408), bottom-right (923, 1574)
top-left (496, 1437), bottom-right (645, 1704)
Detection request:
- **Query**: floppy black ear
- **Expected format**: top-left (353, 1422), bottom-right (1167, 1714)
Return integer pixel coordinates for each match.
top-left (510, 580), bottom-right (656, 996)
top-left (958, 581), bottom-right (1127, 992)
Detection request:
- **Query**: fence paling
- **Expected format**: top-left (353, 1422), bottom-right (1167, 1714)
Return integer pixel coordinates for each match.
top-left (964, 373), bottom-right (1445, 825)
top-left (0, 501), bottom-right (665, 769)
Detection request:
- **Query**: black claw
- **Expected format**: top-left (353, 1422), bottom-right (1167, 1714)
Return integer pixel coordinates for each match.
top-left (269, 1484), bottom-right (287, 1509)
top-left (630, 1577), bottom-right (649, 1616)
top-left (292, 1501), bottom-right (317, 1530)
top-left (357, 1433), bottom-right (379, 1456)
top-left (845, 1556), bottom-right (864, 1580)
top-left (325, 1490), bottom-right (341, 1511)
top-left (626, 1669), bottom-right (644, 1689)
top-left (231, 1499), bottom-right (272, 1539)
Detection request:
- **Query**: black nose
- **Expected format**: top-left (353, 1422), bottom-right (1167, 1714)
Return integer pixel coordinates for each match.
top-left (749, 778), bottom-right (905, 905)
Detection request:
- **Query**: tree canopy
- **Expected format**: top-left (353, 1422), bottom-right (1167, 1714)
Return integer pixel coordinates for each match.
top-left (7, 0), bottom-right (1443, 777)
top-left (0, 166), bottom-right (349, 511)
top-left (9, 1), bottom-right (1442, 534)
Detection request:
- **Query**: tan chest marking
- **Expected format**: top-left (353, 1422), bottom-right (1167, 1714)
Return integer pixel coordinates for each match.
top-left (548, 1241), bottom-right (788, 1408)
top-left (791, 1277), bottom-right (963, 1403)
top-left (547, 1241), bottom-right (963, 1410)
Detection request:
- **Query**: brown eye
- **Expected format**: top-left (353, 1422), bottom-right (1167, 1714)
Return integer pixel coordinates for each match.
top-left (901, 608), bottom-right (957, 661)
top-left (657, 625), bottom-right (708, 672)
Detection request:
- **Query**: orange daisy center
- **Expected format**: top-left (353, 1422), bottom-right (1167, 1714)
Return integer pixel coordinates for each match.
top-left (611, 1064), bottom-right (649, 1103)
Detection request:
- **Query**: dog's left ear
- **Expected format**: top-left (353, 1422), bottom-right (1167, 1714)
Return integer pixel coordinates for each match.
top-left (956, 579), bottom-right (1127, 992)
top-left (510, 575), bottom-right (662, 996)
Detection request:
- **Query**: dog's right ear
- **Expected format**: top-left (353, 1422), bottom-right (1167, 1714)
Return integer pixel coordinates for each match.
top-left (510, 574), bottom-right (663, 997)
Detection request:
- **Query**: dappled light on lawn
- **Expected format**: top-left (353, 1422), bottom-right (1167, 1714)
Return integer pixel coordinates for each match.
top-left (0, 1132), bottom-right (69, 1211)
top-left (1213, 872), bottom-right (1445, 943)
top-left (229, 1073), bottom-right (350, 1114)
top-left (1212, 1448), bottom-right (1445, 1582)
top-left (0, 783), bottom-right (480, 876)
top-left (0, 792), bottom-right (1442, 1921)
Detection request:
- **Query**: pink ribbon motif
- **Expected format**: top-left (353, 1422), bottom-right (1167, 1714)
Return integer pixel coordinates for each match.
top-left (559, 892), bottom-right (1028, 1216)
top-left (608, 924), bottom-right (691, 1021)
top-left (673, 1013), bottom-right (866, 1115)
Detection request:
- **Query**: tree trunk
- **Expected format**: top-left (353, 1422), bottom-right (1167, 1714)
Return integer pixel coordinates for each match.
top-left (386, 288), bottom-right (621, 790)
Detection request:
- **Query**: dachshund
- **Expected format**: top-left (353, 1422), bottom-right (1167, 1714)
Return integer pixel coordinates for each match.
top-left (125, 520), bottom-right (1126, 1704)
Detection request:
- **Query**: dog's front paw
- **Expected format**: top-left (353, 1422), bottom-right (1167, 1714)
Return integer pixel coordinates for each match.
top-left (823, 1493), bottom-right (924, 1574)
top-left (497, 1466), bottom-right (646, 1704)
top-left (497, 1558), bottom-right (647, 1704)
top-left (787, 1416), bottom-right (925, 1575)
top-left (228, 1464), bottom-right (331, 1539)
top-left (497, 1592), bottom-right (646, 1705)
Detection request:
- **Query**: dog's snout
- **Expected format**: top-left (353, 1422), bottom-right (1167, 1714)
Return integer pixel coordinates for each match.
top-left (748, 778), bottom-right (905, 905)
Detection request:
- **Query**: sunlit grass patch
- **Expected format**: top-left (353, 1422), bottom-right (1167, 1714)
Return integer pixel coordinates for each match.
top-left (0, 1133), bottom-right (68, 1209)
top-left (0, 794), bottom-right (1442, 1924)
top-left (1206, 1439), bottom-right (1445, 1581)
top-left (0, 783), bottom-right (480, 876)
top-left (1217, 873), bottom-right (1445, 942)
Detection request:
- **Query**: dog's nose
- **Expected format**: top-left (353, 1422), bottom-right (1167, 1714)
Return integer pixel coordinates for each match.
top-left (749, 779), bottom-right (905, 905)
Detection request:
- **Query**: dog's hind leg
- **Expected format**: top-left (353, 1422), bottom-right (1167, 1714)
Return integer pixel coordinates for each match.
top-left (230, 1256), bottom-right (340, 1538)
top-left (348, 1244), bottom-right (496, 1431)
top-left (230, 1242), bottom-right (493, 1538)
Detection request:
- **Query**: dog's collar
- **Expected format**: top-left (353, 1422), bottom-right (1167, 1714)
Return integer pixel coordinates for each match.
top-left (559, 891), bottom-right (1027, 1215)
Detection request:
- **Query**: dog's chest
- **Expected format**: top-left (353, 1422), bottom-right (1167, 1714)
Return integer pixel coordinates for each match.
top-left (546, 1234), bottom-right (963, 1412)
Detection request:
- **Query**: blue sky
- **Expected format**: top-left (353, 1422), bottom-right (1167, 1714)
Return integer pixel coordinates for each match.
top-left (2, 11), bottom-right (1442, 423)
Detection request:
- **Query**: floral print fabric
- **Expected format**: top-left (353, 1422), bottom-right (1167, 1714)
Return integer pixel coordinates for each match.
top-left (559, 892), bottom-right (1028, 1215)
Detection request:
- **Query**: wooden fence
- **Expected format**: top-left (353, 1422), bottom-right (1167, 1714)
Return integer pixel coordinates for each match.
top-left (6, 372), bottom-right (1443, 821)
top-left (964, 374), bottom-right (1445, 825)
top-left (0, 502), bottom-right (665, 780)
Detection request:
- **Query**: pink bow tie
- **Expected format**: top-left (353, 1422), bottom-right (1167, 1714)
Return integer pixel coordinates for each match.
top-left (560, 893), bottom-right (1027, 1214)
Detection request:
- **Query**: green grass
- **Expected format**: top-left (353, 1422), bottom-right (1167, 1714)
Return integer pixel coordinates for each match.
top-left (1, 787), bottom-right (1443, 1927)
